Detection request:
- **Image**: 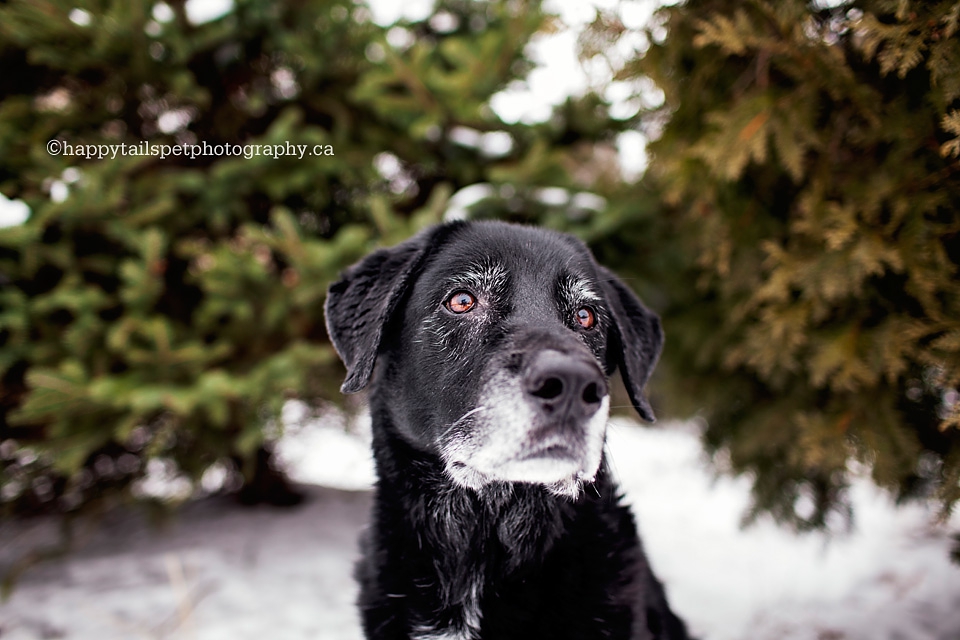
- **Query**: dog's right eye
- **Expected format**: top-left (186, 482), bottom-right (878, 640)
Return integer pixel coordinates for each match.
top-left (445, 291), bottom-right (477, 314)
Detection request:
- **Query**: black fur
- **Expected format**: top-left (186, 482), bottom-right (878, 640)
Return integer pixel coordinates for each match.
top-left (325, 221), bottom-right (690, 640)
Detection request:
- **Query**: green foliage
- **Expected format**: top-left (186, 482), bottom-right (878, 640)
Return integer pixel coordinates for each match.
top-left (628, 0), bottom-right (960, 529)
top-left (0, 0), bottom-right (574, 516)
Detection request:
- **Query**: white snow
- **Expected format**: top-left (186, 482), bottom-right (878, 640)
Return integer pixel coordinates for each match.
top-left (2, 411), bottom-right (959, 639)
top-left (274, 401), bottom-right (376, 492)
top-left (604, 418), bottom-right (960, 640)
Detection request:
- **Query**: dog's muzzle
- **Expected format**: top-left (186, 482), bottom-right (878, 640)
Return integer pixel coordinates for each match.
top-left (441, 348), bottom-right (611, 496)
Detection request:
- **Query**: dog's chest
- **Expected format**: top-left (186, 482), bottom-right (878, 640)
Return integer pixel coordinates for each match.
top-left (394, 486), bottom-right (567, 636)
top-left (405, 490), bottom-right (643, 640)
top-left (410, 576), bottom-right (483, 640)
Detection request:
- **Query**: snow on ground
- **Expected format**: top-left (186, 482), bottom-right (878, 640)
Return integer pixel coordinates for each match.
top-left (1, 486), bottom-right (370, 640)
top-left (603, 419), bottom-right (960, 640)
top-left (2, 409), bottom-right (959, 639)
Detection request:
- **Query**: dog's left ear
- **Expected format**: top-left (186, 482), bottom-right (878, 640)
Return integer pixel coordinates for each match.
top-left (599, 267), bottom-right (664, 422)
top-left (324, 227), bottom-right (442, 393)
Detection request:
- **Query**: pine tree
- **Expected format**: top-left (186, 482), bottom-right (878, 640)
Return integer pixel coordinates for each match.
top-left (0, 0), bottom-right (639, 556)
top-left (620, 0), bottom-right (960, 529)
top-left (0, 0), bottom-right (567, 529)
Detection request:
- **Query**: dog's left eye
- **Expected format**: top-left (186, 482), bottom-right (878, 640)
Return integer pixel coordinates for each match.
top-left (574, 306), bottom-right (597, 330)
top-left (446, 291), bottom-right (477, 314)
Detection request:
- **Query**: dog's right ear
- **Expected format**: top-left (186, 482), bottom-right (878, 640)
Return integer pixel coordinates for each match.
top-left (324, 226), bottom-right (444, 393)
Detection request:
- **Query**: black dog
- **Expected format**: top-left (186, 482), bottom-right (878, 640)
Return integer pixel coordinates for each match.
top-left (325, 221), bottom-right (690, 640)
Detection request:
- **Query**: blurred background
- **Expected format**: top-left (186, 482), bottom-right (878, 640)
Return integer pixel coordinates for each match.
top-left (1, 0), bottom-right (960, 638)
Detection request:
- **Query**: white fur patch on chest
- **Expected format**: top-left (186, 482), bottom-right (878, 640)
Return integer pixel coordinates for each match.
top-left (411, 577), bottom-right (483, 640)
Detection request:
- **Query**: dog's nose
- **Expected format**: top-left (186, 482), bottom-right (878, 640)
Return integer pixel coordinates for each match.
top-left (524, 350), bottom-right (607, 419)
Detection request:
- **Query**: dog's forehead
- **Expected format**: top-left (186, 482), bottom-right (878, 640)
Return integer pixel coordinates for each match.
top-left (425, 222), bottom-right (597, 284)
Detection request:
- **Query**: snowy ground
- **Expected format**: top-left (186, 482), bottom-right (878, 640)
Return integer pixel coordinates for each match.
top-left (2, 408), bottom-right (960, 640)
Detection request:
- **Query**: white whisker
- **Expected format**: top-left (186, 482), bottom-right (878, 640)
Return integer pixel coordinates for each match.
top-left (441, 406), bottom-right (488, 439)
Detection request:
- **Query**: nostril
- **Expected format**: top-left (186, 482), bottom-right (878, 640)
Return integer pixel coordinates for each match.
top-left (531, 377), bottom-right (564, 400)
top-left (582, 382), bottom-right (601, 405)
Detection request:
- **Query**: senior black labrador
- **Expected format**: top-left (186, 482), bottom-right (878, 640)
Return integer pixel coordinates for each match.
top-left (325, 221), bottom-right (690, 640)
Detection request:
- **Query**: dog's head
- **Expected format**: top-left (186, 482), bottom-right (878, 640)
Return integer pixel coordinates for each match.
top-left (325, 221), bottom-right (662, 496)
